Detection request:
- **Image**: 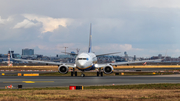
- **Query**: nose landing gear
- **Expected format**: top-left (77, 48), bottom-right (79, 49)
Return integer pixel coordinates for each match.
top-left (81, 73), bottom-right (85, 77)
top-left (81, 71), bottom-right (85, 77)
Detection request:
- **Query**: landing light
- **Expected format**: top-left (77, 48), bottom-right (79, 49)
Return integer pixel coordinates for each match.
top-left (95, 64), bottom-right (98, 67)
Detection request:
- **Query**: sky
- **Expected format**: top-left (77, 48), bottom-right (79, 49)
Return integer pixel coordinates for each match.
top-left (0, 0), bottom-right (180, 57)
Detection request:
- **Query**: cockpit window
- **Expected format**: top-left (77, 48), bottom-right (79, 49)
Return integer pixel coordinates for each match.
top-left (77, 58), bottom-right (82, 60)
top-left (77, 58), bottom-right (88, 60)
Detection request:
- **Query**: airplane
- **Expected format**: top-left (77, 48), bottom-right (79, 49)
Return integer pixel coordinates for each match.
top-left (10, 24), bottom-right (163, 77)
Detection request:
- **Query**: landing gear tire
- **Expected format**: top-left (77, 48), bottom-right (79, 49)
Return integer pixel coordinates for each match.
top-left (101, 72), bottom-right (103, 77)
top-left (81, 74), bottom-right (85, 77)
top-left (75, 71), bottom-right (77, 76)
top-left (97, 72), bottom-right (99, 76)
top-left (71, 72), bottom-right (73, 76)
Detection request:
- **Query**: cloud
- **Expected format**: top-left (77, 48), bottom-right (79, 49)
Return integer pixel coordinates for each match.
top-left (0, 16), bottom-right (13, 24)
top-left (13, 19), bottom-right (40, 29)
top-left (92, 44), bottom-right (143, 55)
top-left (1, 1), bottom-right (180, 57)
top-left (110, 44), bottom-right (143, 51)
top-left (22, 14), bottom-right (73, 33)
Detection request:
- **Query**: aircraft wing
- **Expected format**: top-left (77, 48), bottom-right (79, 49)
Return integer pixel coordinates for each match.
top-left (96, 52), bottom-right (121, 56)
top-left (12, 58), bottom-right (76, 67)
top-left (94, 59), bottom-right (162, 68)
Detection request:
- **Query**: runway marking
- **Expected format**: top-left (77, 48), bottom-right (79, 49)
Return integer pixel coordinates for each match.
top-left (22, 81), bottom-right (35, 83)
top-left (3, 81), bottom-right (22, 83)
top-left (3, 81), bottom-right (54, 83)
top-left (34, 81), bottom-right (54, 83)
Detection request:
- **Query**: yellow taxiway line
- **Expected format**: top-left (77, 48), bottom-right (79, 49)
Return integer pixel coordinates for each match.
top-left (3, 81), bottom-right (54, 83)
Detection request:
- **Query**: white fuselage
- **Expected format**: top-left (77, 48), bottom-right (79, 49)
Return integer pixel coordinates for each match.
top-left (75, 53), bottom-right (97, 71)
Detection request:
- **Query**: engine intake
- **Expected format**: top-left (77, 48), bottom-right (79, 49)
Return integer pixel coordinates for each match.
top-left (103, 65), bottom-right (114, 74)
top-left (58, 65), bottom-right (69, 74)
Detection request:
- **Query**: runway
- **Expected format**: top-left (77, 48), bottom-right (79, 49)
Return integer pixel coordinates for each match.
top-left (118, 68), bottom-right (180, 71)
top-left (0, 67), bottom-right (178, 74)
top-left (1, 75), bottom-right (180, 89)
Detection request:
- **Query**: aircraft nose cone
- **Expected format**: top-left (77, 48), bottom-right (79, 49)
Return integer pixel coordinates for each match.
top-left (79, 62), bottom-right (85, 67)
top-left (77, 61), bottom-right (86, 68)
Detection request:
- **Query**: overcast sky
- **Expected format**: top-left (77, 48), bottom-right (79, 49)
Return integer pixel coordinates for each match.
top-left (0, 0), bottom-right (180, 57)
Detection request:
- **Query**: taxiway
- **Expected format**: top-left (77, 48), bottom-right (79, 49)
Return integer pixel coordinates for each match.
top-left (1, 75), bottom-right (180, 89)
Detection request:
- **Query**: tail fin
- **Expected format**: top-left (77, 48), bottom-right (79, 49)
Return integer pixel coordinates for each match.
top-left (88, 23), bottom-right (92, 53)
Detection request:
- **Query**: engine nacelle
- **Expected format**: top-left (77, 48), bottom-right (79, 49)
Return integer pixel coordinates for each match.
top-left (58, 65), bottom-right (69, 74)
top-left (103, 65), bottom-right (114, 74)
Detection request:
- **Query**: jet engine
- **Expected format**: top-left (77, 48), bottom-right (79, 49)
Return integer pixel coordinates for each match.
top-left (58, 65), bottom-right (69, 74)
top-left (103, 65), bottom-right (114, 74)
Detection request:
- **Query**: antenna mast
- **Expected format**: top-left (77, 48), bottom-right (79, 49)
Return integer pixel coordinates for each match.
top-left (64, 47), bottom-right (68, 55)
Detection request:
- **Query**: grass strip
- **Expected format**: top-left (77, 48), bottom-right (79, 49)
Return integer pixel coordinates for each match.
top-left (1, 83), bottom-right (180, 91)
top-left (85, 83), bottom-right (180, 89)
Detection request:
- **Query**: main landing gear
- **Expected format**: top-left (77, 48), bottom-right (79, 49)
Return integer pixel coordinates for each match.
top-left (71, 68), bottom-right (77, 77)
top-left (97, 68), bottom-right (103, 77)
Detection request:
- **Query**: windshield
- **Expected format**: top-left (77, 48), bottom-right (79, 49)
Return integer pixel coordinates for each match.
top-left (77, 58), bottom-right (88, 60)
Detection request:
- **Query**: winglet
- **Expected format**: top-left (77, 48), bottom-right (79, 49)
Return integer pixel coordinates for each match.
top-left (88, 23), bottom-right (92, 53)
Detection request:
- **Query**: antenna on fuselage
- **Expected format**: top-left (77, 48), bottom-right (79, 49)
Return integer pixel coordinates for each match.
top-left (88, 23), bottom-right (92, 53)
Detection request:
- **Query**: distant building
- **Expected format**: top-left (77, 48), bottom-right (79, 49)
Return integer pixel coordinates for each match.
top-left (22, 49), bottom-right (34, 55)
top-left (124, 51), bottom-right (128, 61)
top-left (57, 54), bottom-right (72, 59)
top-left (0, 54), bottom-right (8, 58)
top-left (13, 53), bottom-right (21, 59)
top-left (158, 54), bottom-right (162, 59)
top-left (134, 55), bottom-right (136, 61)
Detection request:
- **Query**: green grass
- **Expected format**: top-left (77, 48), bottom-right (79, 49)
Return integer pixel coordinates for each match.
top-left (85, 83), bottom-right (180, 89)
top-left (0, 87), bottom-right (68, 91)
top-left (1, 83), bottom-right (180, 91)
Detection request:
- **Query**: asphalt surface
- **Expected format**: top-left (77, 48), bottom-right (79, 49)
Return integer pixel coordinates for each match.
top-left (0, 67), bottom-right (178, 74)
top-left (1, 75), bottom-right (180, 89)
top-left (116, 68), bottom-right (180, 71)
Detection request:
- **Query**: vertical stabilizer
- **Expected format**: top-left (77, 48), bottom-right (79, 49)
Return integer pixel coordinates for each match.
top-left (88, 23), bottom-right (92, 53)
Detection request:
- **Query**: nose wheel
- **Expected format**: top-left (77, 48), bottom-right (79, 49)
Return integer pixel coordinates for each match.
top-left (81, 73), bottom-right (85, 77)
top-left (81, 71), bottom-right (85, 77)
